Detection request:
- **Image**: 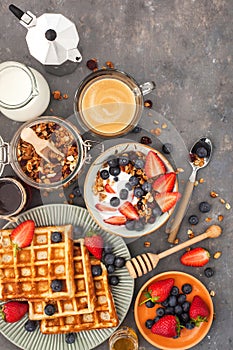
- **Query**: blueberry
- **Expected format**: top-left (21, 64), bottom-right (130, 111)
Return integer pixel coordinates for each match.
top-left (188, 215), bottom-right (199, 225)
top-left (168, 295), bottom-right (177, 307)
top-left (134, 158), bottom-right (144, 169)
top-left (199, 201), bottom-right (211, 213)
top-left (162, 143), bottom-right (173, 154)
top-left (134, 220), bottom-right (145, 231)
top-left (134, 187), bottom-right (144, 198)
top-left (185, 322), bottom-right (195, 330)
top-left (148, 216), bottom-right (156, 224)
top-left (180, 312), bottom-right (190, 325)
top-left (104, 253), bottom-right (115, 265)
top-left (107, 158), bottom-right (119, 167)
top-left (182, 301), bottom-right (191, 313)
top-left (132, 126), bottom-right (142, 133)
top-left (65, 332), bottom-right (76, 344)
top-left (170, 286), bottom-right (179, 296)
top-left (196, 146), bottom-right (208, 158)
top-left (51, 231), bottom-right (62, 243)
top-left (109, 166), bottom-right (121, 176)
top-left (174, 305), bottom-right (183, 315)
top-left (125, 182), bottom-right (133, 191)
top-left (152, 206), bottom-right (162, 217)
top-left (110, 197), bottom-right (120, 207)
top-left (182, 283), bottom-right (192, 294)
top-left (177, 294), bottom-right (186, 305)
top-left (145, 300), bottom-right (155, 308)
top-left (108, 275), bottom-right (119, 286)
top-left (100, 169), bottom-right (109, 180)
top-left (91, 265), bottom-right (102, 276)
top-left (125, 220), bottom-right (135, 230)
top-left (204, 267), bottom-right (214, 278)
top-left (107, 264), bottom-right (115, 274)
top-left (114, 256), bottom-right (126, 268)
top-left (161, 299), bottom-right (169, 307)
top-left (119, 188), bottom-right (128, 200)
top-left (129, 176), bottom-right (139, 186)
top-left (104, 243), bottom-right (113, 254)
top-left (72, 185), bottom-right (82, 197)
top-left (140, 136), bottom-right (152, 145)
top-left (44, 304), bottom-right (56, 316)
top-left (164, 306), bottom-right (174, 315)
top-left (156, 307), bottom-right (165, 317)
top-left (145, 319), bottom-right (155, 329)
top-left (118, 156), bottom-right (129, 166)
top-left (24, 319), bottom-right (38, 332)
top-left (142, 182), bottom-right (152, 192)
top-left (51, 279), bottom-right (63, 292)
top-left (114, 176), bottom-right (119, 182)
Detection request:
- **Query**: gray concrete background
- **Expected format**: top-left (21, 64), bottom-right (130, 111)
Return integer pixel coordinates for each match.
top-left (0, 0), bottom-right (233, 349)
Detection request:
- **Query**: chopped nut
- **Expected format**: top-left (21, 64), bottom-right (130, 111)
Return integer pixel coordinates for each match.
top-left (63, 93), bottom-right (69, 99)
top-left (205, 217), bottom-right (212, 222)
top-left (106, 61), bottom-right (114, 69)
top-left (210, 191), bottom-right (218, 198)
top-left (52, 90), bottom-right (62, 100)
top-left (199, 178), bottom-right (205, 183)
top-left (225, 203), bottom-right (231, 210)
top-left (144, 241), bottom-right (151, 248)
top-left (86, 58), bottom-right (98, 71)
top-left (69, 193), bottom-right (75, 199)
top-left (209, 290), bottom-right (216, 297)
top-left (218, 215), bottom-right (224, 222)
top-left (174, 238), bottom-right (179, 245)
top-left (220, 198), bottom-right (226, 204)
top-left (155, 128), bottom-right (161, 136)
top-left (153, 120), bottom-right (159, 125)
top-left (194, 180), bottom-right (199, 187)
top-left (176, 168), bottom-right (184, 173)
top-left (213, 251), bottom-right (222, 259)
top-left (144, 100), bottom-right (153, 108)
top-left (161, 123), bottom-right (167, 129)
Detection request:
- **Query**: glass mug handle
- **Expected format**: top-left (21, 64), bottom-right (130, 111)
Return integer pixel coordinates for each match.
top-left (139, 81), bottom-right (156, 96)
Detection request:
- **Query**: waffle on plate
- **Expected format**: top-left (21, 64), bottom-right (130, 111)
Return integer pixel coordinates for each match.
top-left (40, 257), bottom-right (119, 334)
top-left (0, 225), bottom-right (75, 301)
top-left (28, 239), bottom-right (96, 320)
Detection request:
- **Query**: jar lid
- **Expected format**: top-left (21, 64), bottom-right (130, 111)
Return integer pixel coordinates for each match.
top-left (0, 135), bottom-right (9, 177)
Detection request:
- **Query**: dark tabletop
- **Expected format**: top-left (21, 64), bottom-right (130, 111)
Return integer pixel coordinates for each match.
top-left (0, 1), bottom-right (233, 349)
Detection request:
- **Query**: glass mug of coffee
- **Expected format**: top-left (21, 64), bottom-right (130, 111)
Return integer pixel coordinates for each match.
top-left (74, 69), bottom-right (155, 137)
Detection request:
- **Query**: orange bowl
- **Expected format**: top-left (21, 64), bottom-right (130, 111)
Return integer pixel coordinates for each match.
top-left (134, 271), bottom-right (214, 350)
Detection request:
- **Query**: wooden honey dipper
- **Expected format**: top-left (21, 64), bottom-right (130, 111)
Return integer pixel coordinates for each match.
top-left (126, 225), bottom-right (222, 279)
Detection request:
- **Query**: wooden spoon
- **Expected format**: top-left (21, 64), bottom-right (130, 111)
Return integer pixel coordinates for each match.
top-left (126, 225), bottom-right (222, 279)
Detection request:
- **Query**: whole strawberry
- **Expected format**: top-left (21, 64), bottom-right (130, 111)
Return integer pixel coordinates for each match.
top-left (151, 315), bottom-right (181, 338)
top-left (189, 295), bottom-right (210, 326)
top-left (84, 229), bottom-right (103, 260)
top-left (10, 220), bottom-right (35, 256)
top-left (0, 301), bottom-right (29, 323)
top-left (140, 278), bottom-right (174, 305)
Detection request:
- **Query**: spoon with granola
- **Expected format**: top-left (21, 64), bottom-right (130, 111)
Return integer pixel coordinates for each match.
top-left (167, 137), bottom-right (212, 243)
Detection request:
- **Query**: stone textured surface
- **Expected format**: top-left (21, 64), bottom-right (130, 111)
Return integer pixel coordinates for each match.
top-left (0, 0), bottom-right (233, 349)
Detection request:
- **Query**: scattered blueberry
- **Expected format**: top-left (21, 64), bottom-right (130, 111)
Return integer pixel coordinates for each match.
top-left (119, 156), bottom-right (130, 166)
top-left (44, 304), bottom-right (56, 316)
top-left (108, 275), bottom-right (119, 286)
top-left (161, 299), bottom-right (169, 307)
top-left (24, 319), bottom-right (38, 332)
top-left (188, 215), bottom-right (199, 225)
top-left (65, 332), bottom-right (76, 344)
top-left (145, 318), bottom-right (155, 329)
top-left (174, 305), bottom-right (183, 315)
top-left (107, 158), bottom-right (119, 167)
top-left (182, 301), bottom-right (191, 313)
top-left (72, 185), bottom-right (82, 197)
top-left (170, 286), bottom-right (179, 296)
top-left (204, 267), bottom-right (214, 278)
top-left (119, 188), bottom-right (128, 200)
top-left (134, 187), bottom-right (144, 198)
top-left (114, 176), bottom-right (119, 182)
top-left (177, 294), bottom-right (186, 305)
top-left (51, 231), bottom-right (62, 243)
top-left (180, 312), bottom-right (190, 325)
top-left (162, 143), bottom-right (173, 154)
top-left (142, 182), bottom-right (152, 192)
top-left (110, 197), bottom-right (120, 207)
top-left (145, 319), bottom-right (155, 329)
top-left (152, 206), bottom-right (162, 217)
top-left (125, 220), bottom-right (135, 230)
top-left (164, 306), bottom-right (174, 315)
top-left (147, 216), bottom-right (156, 224)
top-left (104, 243), bottom-right (113, 254)
top-left (134, 219), bottom-right (145, 231)
top-left (168, 295), bottom-right (177, 307)
top-left (114, 256), bottom-right (126, 268)
top-left (107, 264), bottom-right (115, 274)
top-left (199, 201), bottom-right (211, 213)
top-left (185, 322), bottom-right (195, 330)
top-left (145, 300), bottom-right (155, 308)
top-left (104, 253), bottom-right (115, 265)
top-left (156, 307), bottom-right (165, 317)
top-left (182, 283), bottom-right (192, 294)
top-left (125, 182), bottom-right (133, 191)
top-left (51, 279), bottom-right (63, 292)
top-left (100, 169), bottom-right (109, 180)
top-left (134, 158), bottom-right (145, 169)
top-left (109, 166), bottom-right (121, 176)
top-left (196, 146), bottom-right (208, 158)
top-left (140, 136), bottom-right (152, 145)
top-left (91, 265), bottom-right (102, 276)
top-left (129, 176), bottom-right (139, 186)
top-left (132, 125), bottom-right (142, 133)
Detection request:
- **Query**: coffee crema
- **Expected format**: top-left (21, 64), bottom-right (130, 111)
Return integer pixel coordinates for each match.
top-left (79, 78), bottom-right (137, 135)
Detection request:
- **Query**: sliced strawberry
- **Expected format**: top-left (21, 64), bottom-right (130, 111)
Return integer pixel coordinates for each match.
top-left (140, 278), bottom-right (174, 305)
top-left (189, 295), bottom-right (210, 326)
top-left (180, 247), bottom-right (210, 267)
top-left (104, 216), bottom-right (127, 225)
top-left (155, 192), bottom-right (181, 213)
top-left (144, 151), bottom-right (166, 178)
top-left (84, 229), bottom-right (103, 260)
top-left (151, 315), bottom-right (181, 338)
top-left (0, 301), bottom-right (29, 323)
top-left (118, 201), bottom-right (139, 220)
top-left (10, 220), bottom-right (35, 256)
top-left (104, 184), bottom-right (116, 193)
top-left (152, 172), bottom-right (176, 193)
top-left (95, 203), bottom-right (117, 212)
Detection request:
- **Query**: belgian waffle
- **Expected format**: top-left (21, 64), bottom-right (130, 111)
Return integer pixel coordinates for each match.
top-left (0, 225), bottom-right (75, 301)
top-left (40, 258), bottom-right (119, 334)
top-left (28, 239), bottom-right (96, 320)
